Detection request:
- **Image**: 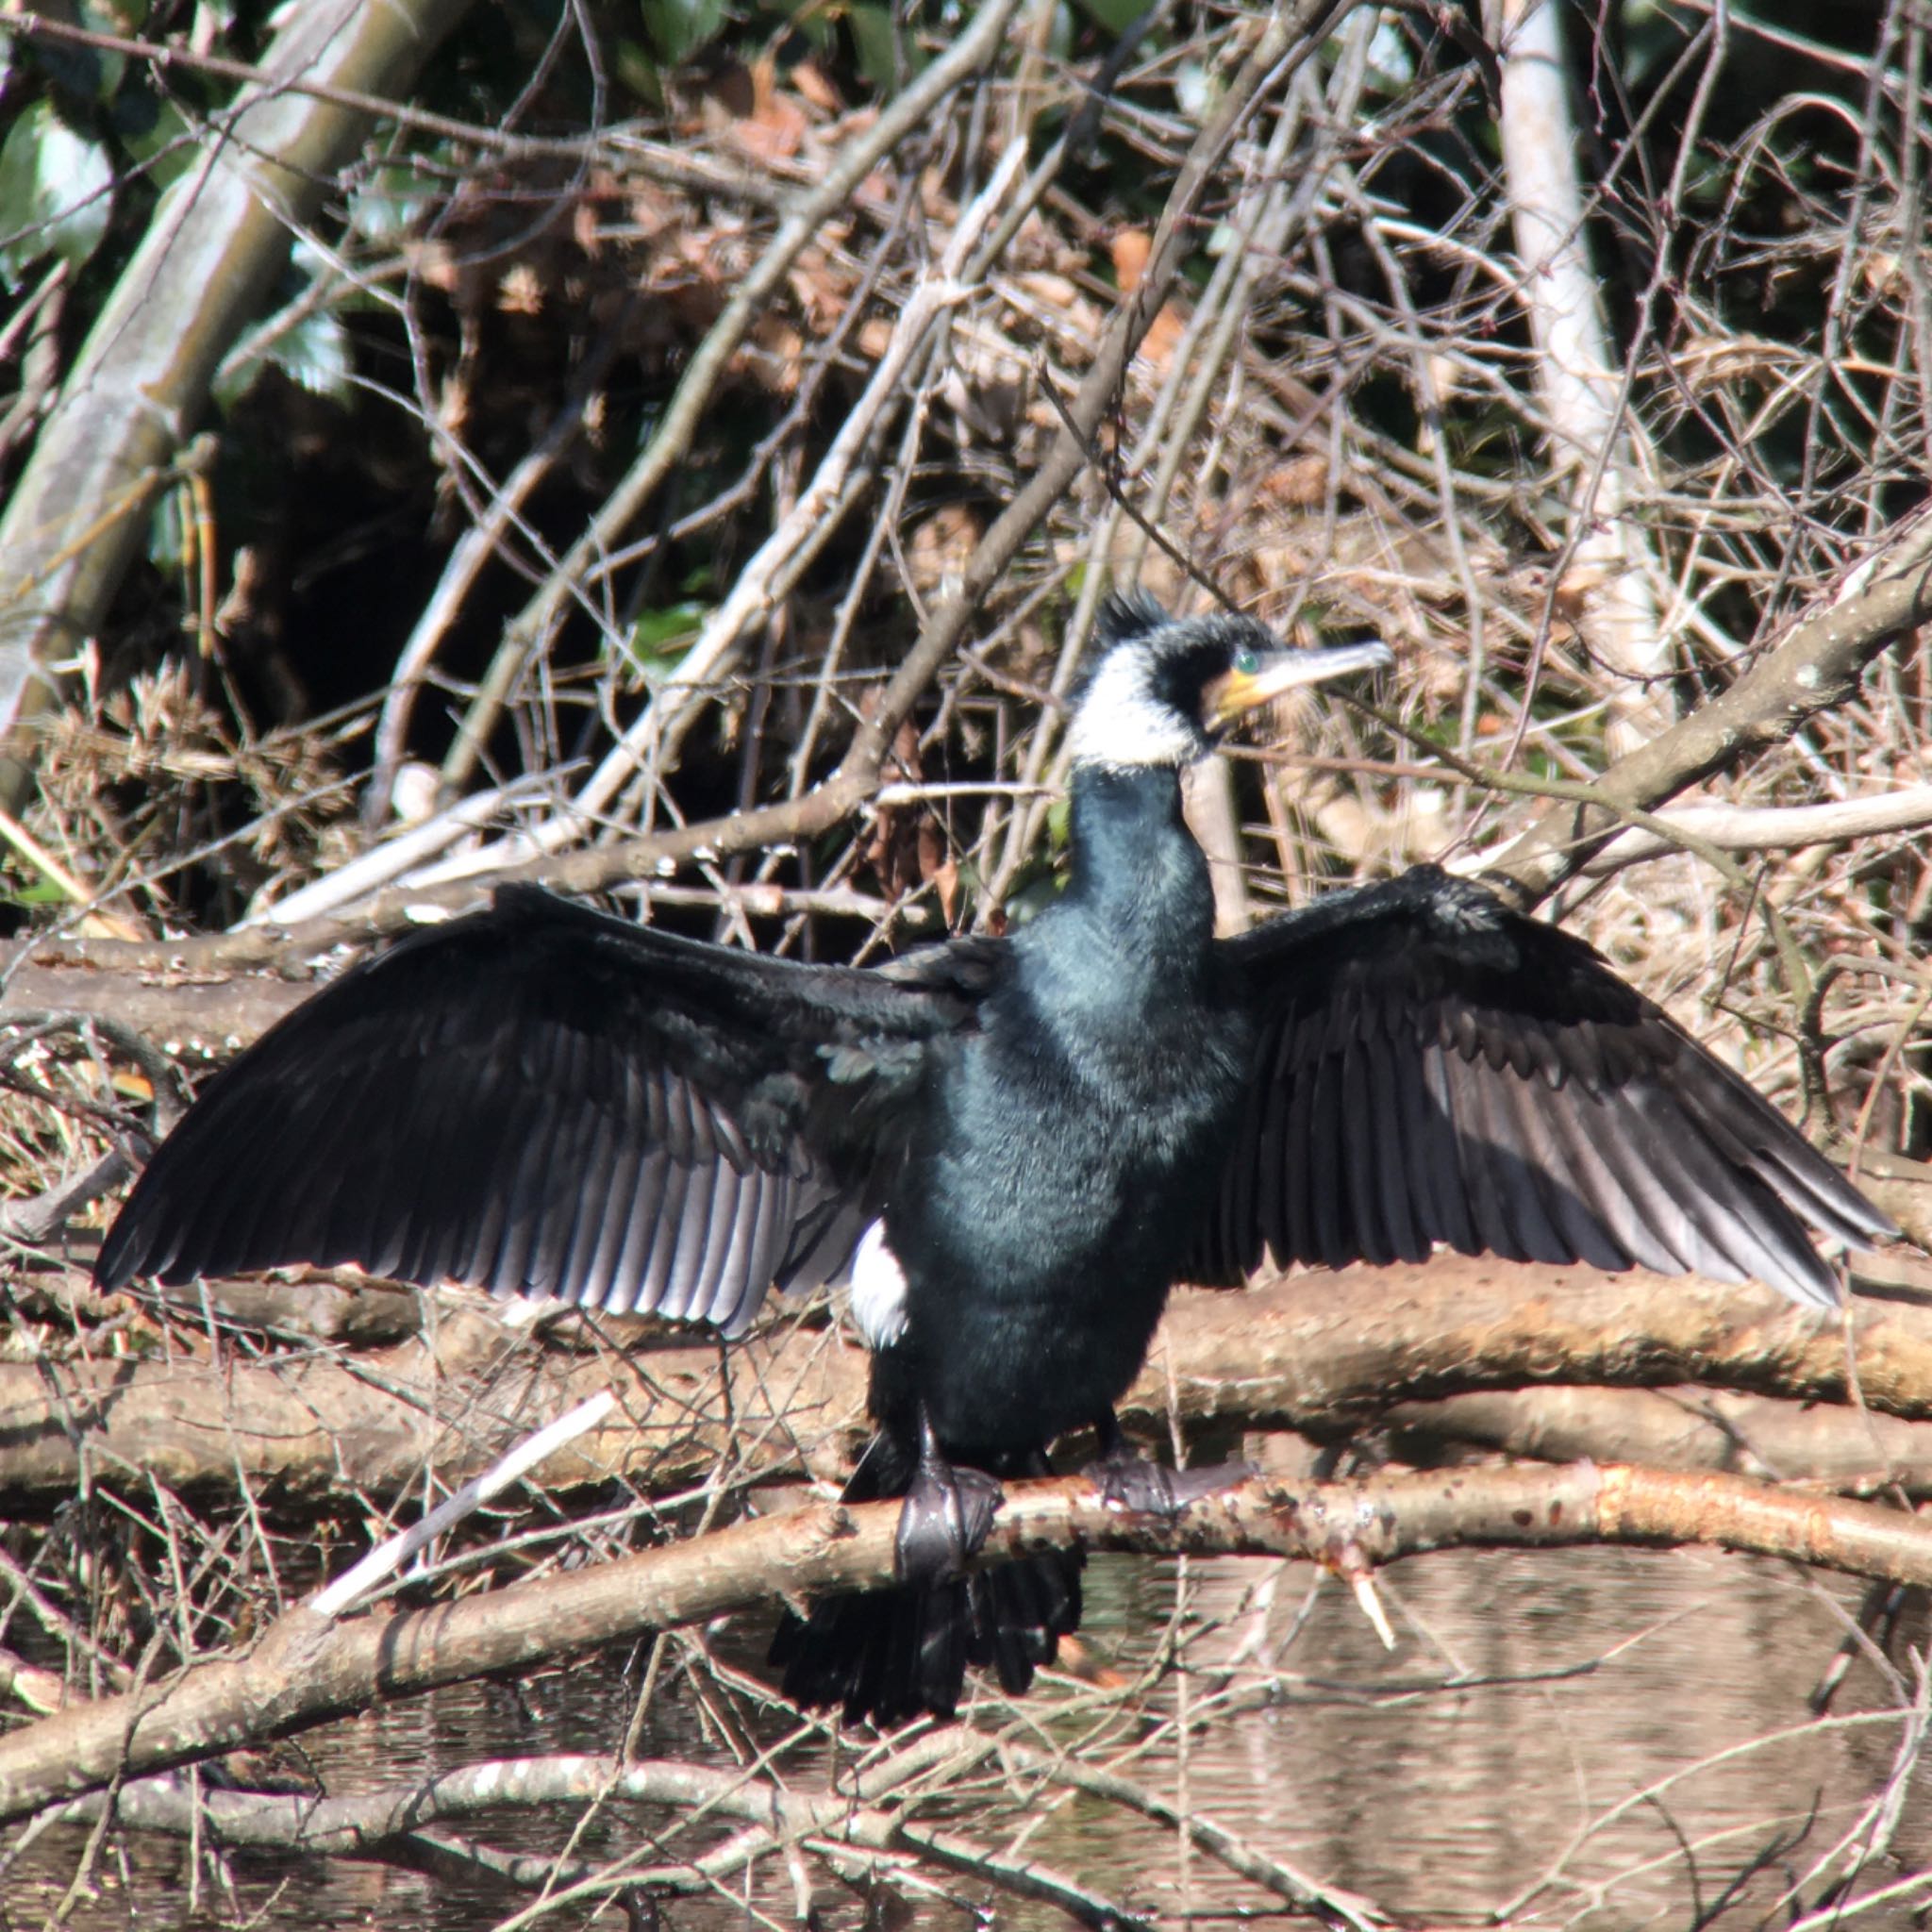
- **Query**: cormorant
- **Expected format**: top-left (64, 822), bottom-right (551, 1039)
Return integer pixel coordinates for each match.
top-left (92, 596), bottom-right (1894, 1725)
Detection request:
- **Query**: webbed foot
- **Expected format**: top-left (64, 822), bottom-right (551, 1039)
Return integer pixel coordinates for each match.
top-left (1082, 1409), bottom-right (1254, 1518)
top-left (895, 1459), bottom-right (1004, 1587)
top-left (1083, 1451), bottom-right (1255, 1516)
top-left (891, 1407), bottom-right (1003, 1587)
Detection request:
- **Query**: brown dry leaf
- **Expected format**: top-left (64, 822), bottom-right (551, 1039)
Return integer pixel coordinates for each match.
top-left (1111, 227), bottom-right (1153, 291)
top-left (1014, 270), bottom-right (1084, 316)
top-left (852, 159), bottom-right (894, 216)
top-left (1008, 272), bottom-right (1107, 346)
top-left (439, 370), bottom-right (472, 445)
top-left (1110, 230), bottom-right (1190, 374)
top-left (1674, 333), bottom-right (1794, 394)
top-left (1864, 251), bottom-right (1907, 300)
top-left (934, 858), bottom-right (963, 926)
top-left (625, 179), bottom-right (683, 241)
top-left (787, 247), bottom-right (850, 331)
top-left (1008, 208), bottom-right (1083, 275)
top-left (863, 719), bottom-right (943, 901)
top-left (677, 213), bottom-right (754, 291)
top-left (857, 314), bottom-right (894, 361)
top-left (918, 162), bottom-right (958, 224)
top-left (1136, 301), bottom-right (1188, 375)
top-left (1548, 558), bottom-right (1613, 621)
top-left (745, 319), bottom-right (807, 395)
top-left (408, 238), bottom-right (460, 295)
top-left (497, 263), bottom-right (544, 316)
top-left (572, 175), bottom-right (618, 257)
top-left (791, 58), bottom-right (841, 113)
top-left (730, 58), bottom-right (809, 164)
top-left (1258, 455), bottom-right (1332, 507)
top-left (907, 504), bottom-right (983, 596)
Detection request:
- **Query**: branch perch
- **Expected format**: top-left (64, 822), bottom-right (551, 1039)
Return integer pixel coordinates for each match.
top-left (1, 1457), bottom-right (1927, 1824)
top-left (1488, 508), bottom-right (1932, 904)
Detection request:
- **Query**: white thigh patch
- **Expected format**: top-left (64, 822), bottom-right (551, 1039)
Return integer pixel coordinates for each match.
top-left (848, 1218), bottom-right (908, 1350)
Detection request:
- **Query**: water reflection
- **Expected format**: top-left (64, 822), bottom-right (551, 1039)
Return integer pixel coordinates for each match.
top-left (13, 1545), bottom-right (1923, 1928)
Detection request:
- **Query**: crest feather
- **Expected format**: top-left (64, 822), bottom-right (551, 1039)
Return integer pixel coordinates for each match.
top-left (1094, 591), bottom-right (1174, 649)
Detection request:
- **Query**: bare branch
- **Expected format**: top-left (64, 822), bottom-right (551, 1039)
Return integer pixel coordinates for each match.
top-left (1487, 508), bottom-right (1932, 904)
top-left (2, 1264), bottom-right (1926, 1504)
top-left (1, 1457), bottom-right (1927, 1824)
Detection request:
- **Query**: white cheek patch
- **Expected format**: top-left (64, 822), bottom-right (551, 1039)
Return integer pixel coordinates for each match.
top-left (1065, 652), bottom-right (1200, 768)
top-left (848, 1218), bottom-right (909, 1350)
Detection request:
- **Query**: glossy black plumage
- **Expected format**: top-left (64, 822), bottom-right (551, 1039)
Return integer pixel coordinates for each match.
top-left (95, 891), bottom-right (982, 1333)
top-left (1192, 866), bottom-right (1883, 1305)
top-left (92, 595), bottom-right (1895, 1725)
top-left (767, 1435), bottom-right (1083, 1726)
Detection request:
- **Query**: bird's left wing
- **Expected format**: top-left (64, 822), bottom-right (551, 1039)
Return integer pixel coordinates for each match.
top-left (1192, 866), bottom-right (1892, 1307)
top-left (94, 886), bottom-right (993, 1336)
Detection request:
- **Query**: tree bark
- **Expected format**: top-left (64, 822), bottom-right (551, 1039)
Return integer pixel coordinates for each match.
top-left (1, 1457), bottom-right (1927, 1824)
top-left (0, 0), bottom-right (475, 808)
top-left (6, 1263), bottom-right (1930, 1504)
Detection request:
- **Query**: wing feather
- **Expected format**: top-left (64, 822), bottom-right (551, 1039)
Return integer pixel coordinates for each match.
top-left (96, 887), bottom-right (996, 1337)
top-left (1415, 1036), bottom-right (1479, 1257)
top-left (1200, 865), bottom-right (1892, 1306)
top-left (1442, 1046), bottom-right (1535, 1261)
top-left (1365, 1030), bottom-right (1424, 1263)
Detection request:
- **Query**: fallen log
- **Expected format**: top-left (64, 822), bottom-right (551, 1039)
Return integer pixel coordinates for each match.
top-left (3, 1260), bottom-right (1930, 1503)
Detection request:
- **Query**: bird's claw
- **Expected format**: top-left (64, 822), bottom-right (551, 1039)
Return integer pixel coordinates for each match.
top-left (1083, 1453), bottom-right (1257, 1518)
top-left (894, 1461), bottom-right (1004, 1586)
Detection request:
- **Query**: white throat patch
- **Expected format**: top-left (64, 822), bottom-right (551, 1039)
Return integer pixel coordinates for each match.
top-left (1065, 649), bottom-right (1202, 769)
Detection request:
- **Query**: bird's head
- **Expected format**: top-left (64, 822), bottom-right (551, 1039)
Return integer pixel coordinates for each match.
top-left (1065, 594), bottom-right (1391, 770)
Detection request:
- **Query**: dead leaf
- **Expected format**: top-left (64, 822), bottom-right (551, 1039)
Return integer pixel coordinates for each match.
top-left (730, 58), bottom-right (808, 165)
top-left (791, 58), bottom-right (841, 114)
top-left (1111, 228), bottom-right (1153, 291)
top-left (907, 504), bottom-right (983, 595)
top-left (1258, 455), bottom-right (1331, 507)
top-left (497, 263), bottom-right (543, 315)
top-left (1136, 301), bottom-right (1187, 375)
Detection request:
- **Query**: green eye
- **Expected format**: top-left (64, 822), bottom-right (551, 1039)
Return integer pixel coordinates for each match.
top-left (1234, 647), bottom-right (1259, 675)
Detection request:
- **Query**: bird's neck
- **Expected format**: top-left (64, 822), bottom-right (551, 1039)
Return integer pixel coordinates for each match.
top-left (1058, 763), bottom-right (1215, 970)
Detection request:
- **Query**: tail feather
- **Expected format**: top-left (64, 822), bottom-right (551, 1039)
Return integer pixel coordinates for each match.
top-left (770, 1437), bottom-right (1083, 1726)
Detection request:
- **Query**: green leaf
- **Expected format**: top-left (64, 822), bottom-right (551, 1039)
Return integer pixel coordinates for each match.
top-left (265, 308), bottom-right (352, 400)
top-left (347, 161), bottom-right (436, 242)
top-left (620, 601), bottom-right (707, 682)
top-left (845, 6), bottom-right (905, 92)
top-left (214, 305), bottom-right (352, 408)
top-left (1174, 59), bottom-right (1216, 119)
top-left (784, 7), bottom-right (832, 55)
top-left (113, 92), bottom-right (193, 192)
top-left (0, 99), bottom-right (113, 289)
top-left (639, 0), bottom-right (728, 64)
top-left (614, 36), bottom-right (663, 106)
top-left (147, 488), bottom-right (187, 570)
top-left (1071, 0), bottom-right (1147, 29)
top-left (1004, 867), bottom-right (1063, 927)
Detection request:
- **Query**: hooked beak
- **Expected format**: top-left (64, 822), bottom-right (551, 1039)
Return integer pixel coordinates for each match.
top-left (1203, 638), bottom-right (1392, 733)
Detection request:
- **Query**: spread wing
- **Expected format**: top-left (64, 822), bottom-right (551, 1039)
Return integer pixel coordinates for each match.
top-left (1195, 866), bottom-right (1892, 1307)
top-left (95, 886), bottom-right (1000, 1336)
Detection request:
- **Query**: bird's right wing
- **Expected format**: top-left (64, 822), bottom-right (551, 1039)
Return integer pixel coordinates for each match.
top-left (94, 887), bottom-right (997, 1336)
top-left (1194, 866), bottom-right (1892, 1307)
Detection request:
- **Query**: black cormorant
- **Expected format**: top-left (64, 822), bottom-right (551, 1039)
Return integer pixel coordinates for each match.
top-left (92, 596), bottom-right (1894, 1724)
